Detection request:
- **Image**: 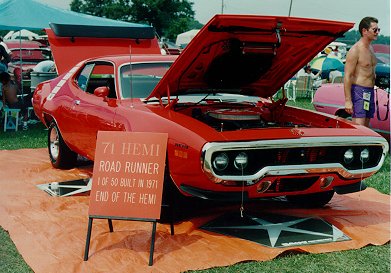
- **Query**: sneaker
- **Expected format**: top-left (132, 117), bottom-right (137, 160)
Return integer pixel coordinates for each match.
top-left (27, 119), bottom-right (40, 125)
top-left (23, 122), bottom-right (28, 130)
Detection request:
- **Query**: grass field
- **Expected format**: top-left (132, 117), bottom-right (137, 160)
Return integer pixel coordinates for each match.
top-left (0, 99), bottom-right (389, 273)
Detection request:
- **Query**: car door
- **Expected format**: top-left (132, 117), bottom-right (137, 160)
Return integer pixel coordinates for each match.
top-left (61, 61), bottom-right (120, 159)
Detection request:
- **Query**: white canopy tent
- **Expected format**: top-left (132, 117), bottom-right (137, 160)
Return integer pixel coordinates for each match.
top-left (175, 29), bottom-right (199, 48)
top-left (3, 29), bottom-right (39, 40)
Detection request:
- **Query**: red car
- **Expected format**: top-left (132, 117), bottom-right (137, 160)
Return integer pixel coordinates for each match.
top-left (313, 84), bottom-right (390, 141)
top-left (5, 40), bottom-right (52, 93)
top-left (33, 15), bottom-right (388, 210)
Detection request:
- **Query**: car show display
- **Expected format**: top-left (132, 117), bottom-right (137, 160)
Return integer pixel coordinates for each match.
top-left (33, 15), bottom-right (388, 220)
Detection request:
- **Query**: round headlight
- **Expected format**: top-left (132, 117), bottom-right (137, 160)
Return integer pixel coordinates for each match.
top-left (213, 153), bottom-right (229, 171)
top-left (344, 149), bottom-right (354, 164)
top-left (360, 148), bottom-right (370, 163)
top-left (234, 152), bottom-right (248, 170)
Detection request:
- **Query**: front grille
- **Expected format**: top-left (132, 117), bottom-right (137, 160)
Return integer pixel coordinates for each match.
top-left (212, 145), bottom-right (383, 176)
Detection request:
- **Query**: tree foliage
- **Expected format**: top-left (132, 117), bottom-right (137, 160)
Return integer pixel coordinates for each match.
top-left (70, 0), bottom-right (199, 39)
top-left (337, 30), bottom-right (390, 45)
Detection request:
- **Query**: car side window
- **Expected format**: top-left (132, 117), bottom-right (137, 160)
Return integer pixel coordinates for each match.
top-left (76, 62), bottom-right (117, 99)
top-left (76, 63), bottom-right (94, 91)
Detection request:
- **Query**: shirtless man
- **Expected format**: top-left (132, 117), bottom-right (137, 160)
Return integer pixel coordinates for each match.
top-left (344, 16), bottom-right (379, 127)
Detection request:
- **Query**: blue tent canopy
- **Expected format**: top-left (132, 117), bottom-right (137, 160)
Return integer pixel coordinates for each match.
top-left (0, 0), bottom-right (148, 30)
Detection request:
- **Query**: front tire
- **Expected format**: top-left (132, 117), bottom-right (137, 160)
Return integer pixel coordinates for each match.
top-left (48, 122), bottom-right (77, 169)
top-left (286, 191), bottom-right (334, 208)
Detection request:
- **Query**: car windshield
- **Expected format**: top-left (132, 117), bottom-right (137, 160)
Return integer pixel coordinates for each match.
top-left (120, 62), bottom-right (172, 98)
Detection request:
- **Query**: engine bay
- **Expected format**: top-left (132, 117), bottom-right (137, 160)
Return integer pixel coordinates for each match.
top-left (191, 107), bottom-right (306, 131)
top-left (174, 97), bottom-right (317, 132)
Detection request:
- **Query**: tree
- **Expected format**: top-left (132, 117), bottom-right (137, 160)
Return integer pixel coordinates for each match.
top-left (337, 30), bottom-right (390, 46)
top-left (70, 0), bottom-right (131, 21)
top-left (70, 0), bottom-right (198, 39)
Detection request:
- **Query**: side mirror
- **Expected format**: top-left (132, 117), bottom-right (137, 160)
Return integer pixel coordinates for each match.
top-left (94, 86), bottom-right (109, 98)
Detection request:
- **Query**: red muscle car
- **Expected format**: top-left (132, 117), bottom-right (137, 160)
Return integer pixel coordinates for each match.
top-left (5, 40), bottom-right (52, 93)
top-left (33, 15), bottom-right (388, 210)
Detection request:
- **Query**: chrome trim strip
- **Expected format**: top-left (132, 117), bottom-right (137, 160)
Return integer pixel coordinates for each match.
top-left (313, 102), bottom-right (343, 109)
top-left (202, 136), bottom-right (389, 182)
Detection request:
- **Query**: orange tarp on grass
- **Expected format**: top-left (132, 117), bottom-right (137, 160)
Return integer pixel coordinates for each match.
top-left (0, 149), bottom-right (389, 273)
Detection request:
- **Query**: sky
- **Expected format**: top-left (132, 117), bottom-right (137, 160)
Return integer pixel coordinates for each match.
top-left (41, 0), bottom-right (390, 35)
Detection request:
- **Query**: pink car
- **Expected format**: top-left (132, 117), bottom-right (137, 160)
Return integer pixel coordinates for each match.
top-left (313, 83), bottom-right (390, 141)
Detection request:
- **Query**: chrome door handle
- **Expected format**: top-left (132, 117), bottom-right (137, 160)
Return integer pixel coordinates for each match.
top-left (74, 100), bottom-right (80, 105)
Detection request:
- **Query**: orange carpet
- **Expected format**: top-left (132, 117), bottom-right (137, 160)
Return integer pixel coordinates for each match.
top-left (0, 148), bottom-right (389, 273)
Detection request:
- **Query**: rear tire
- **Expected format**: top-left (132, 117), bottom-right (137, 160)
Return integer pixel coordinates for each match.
top-left (286, 191), bottom-right (334, 208)
top-left (48, 122), bottom-right (77, 169)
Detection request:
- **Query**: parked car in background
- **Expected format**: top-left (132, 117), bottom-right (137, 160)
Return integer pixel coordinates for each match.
top-left (160, 40), bottom-right (182, 55)
top-left (375, 52), bottom-right (390, 89)
top-left (313, 83), bottom-right (390, 140)
top-left (33, 15), bottom-right (388, 216)
top-left (5, 40), bottom-right (52, 94)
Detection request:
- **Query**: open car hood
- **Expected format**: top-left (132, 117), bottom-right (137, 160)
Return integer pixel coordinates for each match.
top-left (148, 15), bottom-right (353, 99)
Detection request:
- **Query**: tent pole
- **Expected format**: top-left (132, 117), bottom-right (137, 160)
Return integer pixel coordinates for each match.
top-left (18, 30), bottom-right (23, 97)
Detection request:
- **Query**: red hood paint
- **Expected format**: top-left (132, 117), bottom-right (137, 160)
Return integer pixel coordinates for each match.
top-left (148, 15), bottom-right (353, 99)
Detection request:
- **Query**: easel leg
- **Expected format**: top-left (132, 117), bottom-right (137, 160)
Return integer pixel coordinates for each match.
top-left (170, 221), bottom-right (174, 235)
top-left (149, 221), bottom-right (157, 266)
top-left (108, 219), bottom-right (113, 232)
top-left (83, 217), bottom-right (93, 261)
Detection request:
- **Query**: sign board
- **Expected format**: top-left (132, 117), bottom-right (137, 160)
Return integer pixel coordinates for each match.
top-left (88, 131), bottom-right (168, 220)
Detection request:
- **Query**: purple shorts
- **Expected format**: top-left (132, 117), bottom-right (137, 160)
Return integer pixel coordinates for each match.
top-left (351, 84), bottom-right (375, 118)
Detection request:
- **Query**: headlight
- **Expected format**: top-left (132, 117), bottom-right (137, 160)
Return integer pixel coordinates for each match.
top-left (234, 152), bottom-right (248, 170)
top-left (213, 153), bottom-right (229, 171)
top-left (360, 148), bottom-right (370, 163)
top-left (344, 149), bottom-right (354, 164)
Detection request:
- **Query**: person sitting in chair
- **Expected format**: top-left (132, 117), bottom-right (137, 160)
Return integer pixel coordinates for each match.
top-left (0, 72), bottom-right (30, 130)
top-left (297, 64), bottom-right (323, 89)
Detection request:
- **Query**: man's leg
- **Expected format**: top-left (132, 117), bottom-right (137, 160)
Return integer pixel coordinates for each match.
top-left (364, 118), bottom-right (371, 127)
top-left (352, 117), bottom-right (366, 126)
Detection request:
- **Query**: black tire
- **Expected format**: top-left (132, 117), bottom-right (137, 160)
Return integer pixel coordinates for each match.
top-left (286, 191), bottom-right (334, 208)
top-left (159, 170), bottom-right (184, 223)
top-left (48, 122), bottom-right (77, 169)
top-left (336, 110), bottom-right (352, 120)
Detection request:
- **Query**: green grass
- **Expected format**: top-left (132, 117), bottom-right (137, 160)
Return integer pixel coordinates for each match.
top-left (0, 122), bottom-right (47, 150)
top-left (0, 229), bottom-right (33, 273)
top-left (187, 245), bottom-right (390, 273)
top-left (0, 100), bottom-right (389, 273)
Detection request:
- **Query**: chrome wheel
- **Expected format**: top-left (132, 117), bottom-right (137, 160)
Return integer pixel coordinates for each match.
top-left (49, 126), bottom-right (60, 160)
top-left (48, 121), bottom-right (77, 169)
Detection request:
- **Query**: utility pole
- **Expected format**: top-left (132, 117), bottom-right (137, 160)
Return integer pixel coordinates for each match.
top-left (221, 0), bottom-right (224, 14)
